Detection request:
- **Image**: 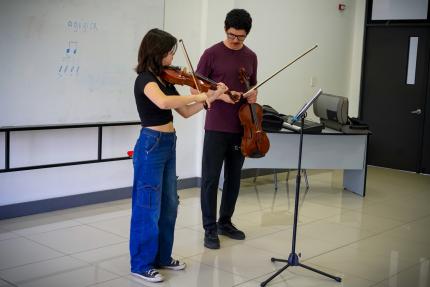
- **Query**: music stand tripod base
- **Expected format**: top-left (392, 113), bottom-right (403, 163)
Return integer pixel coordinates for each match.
top-left (260, 90), bottom-right (342, 286)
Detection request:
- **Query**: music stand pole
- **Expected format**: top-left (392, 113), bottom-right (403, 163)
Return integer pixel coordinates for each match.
top-left (260, 113), bottom-right (342, 286)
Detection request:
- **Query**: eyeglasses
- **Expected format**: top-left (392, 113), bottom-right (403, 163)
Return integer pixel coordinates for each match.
top-left (226, 32), bottom-right (246, 41)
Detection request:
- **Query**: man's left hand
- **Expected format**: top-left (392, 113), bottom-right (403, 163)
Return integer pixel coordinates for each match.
top-left (243, 89), bottom-right (258, 104)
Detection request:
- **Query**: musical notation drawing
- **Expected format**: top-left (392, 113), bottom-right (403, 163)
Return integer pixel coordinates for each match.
top-left (58, 41), bottom-right (80, 78)
top-left (66, 41), bottom-right (78, 55)
top-left (58, 20), bottom-right (98, 77)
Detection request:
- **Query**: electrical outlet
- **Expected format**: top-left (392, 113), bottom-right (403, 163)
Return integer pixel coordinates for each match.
top-left (310, 76), bottom-right (316, 87)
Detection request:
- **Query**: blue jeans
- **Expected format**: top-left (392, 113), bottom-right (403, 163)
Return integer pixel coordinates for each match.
top-left (130, 127), bottom-right (178, 273)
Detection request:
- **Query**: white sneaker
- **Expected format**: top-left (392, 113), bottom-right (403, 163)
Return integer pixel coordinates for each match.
top-left (160, 258), bottom-right (186, 270)
top-left (132, 269), bottom-right (164, 282)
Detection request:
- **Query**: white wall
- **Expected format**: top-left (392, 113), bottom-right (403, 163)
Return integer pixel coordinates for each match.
top-left (232, 0), bottom-right (365, 120)
top-left (166, 0), bottom-right (365, 119)
top-left (0, 0), bottom-right (366, 206)
top-left (164, 0), bottom-right (209, 180)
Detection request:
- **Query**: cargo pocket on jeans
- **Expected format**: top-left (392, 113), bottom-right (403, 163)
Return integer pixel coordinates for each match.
top-left (136, 182), bottom-right (159, 209)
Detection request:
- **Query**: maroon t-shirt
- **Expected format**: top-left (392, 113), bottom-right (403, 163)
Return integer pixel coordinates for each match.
top-left (196, 42), bottom-right (258, 133)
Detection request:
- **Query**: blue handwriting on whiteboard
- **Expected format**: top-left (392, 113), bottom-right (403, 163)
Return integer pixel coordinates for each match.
top-left (58, 41), bottom-right (80, 78)
top-left (67, 20), bottom-right (98, 33)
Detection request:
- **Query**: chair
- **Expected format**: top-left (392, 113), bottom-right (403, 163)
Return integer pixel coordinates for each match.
top-left (253, 168), bottom-right (309, 190)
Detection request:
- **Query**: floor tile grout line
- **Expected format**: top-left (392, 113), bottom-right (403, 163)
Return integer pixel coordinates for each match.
top-left (367, 260), bottom-right (427, 287)
top-left (69, 249), bottom-right (129, 266)
top-left (0, 254), bottom-right (70, 272)
top-left (2, 220), bottom-right (84, 238)
top-left (0, 209), bottom-right (131, 238)
top-left (248, 181), bottom-right (429, 233)
top-left (2, 263), bottom-right (115, 286)
top-left (180, 255), bottom-right (260, 283)
top-left (17, 228), bottom-right (128, 263)
top-left (0, 212), bottom-right (131, 241)
top-left (0, 277), bottom-right (19, 287)
top-left (68, 241), bottom-right (130, 258)
top-left (243, 210), bottom-right (419, 267)
top-left (9, 215), bottom-right (129, 240)
top-left (294, 216), bottom-right (430, 280)
top-left (0, 231), bottom-right (70, 269)
top-left (306, 261), bottom-right (379, 284)
top-left (86, 275), bottom-right (130, 287)
top-left (0, 234), bottom-right (23, 242)
top-left (299, 219), bottom-right (413, 264)
top-left (355, 204), bottom-right (430, 223)
top-left (79, 221), bottom-right (129, 240)
top-left (83, 274), bottom-right (122, 287)
top-left (238, 191), bottom-right (368, 217)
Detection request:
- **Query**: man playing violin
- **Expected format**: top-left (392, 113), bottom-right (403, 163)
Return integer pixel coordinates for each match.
top-left (195, 9), bottom-right (258, 249)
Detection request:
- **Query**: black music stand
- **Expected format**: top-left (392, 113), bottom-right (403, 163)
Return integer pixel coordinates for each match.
top-left (261, 89), bottom-right (342, 286)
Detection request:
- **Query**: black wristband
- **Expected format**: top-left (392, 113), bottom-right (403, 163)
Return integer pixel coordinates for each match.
top-left (203, 101), bottom-right (208, 110)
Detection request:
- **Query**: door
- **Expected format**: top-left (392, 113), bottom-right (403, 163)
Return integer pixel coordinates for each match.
top-left (422, 70), bottom-right (430, 174)
top-left (361, 26), bottom-right (429, 172)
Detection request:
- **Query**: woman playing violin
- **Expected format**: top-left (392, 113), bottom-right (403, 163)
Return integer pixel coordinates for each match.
top-left (130, 28), bottom-right (228, 283)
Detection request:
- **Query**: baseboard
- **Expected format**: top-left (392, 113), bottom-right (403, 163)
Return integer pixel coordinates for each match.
top-left (0, 169), bottom-right (283, 219)
top-left (0, 177), bottom-right (201, 220)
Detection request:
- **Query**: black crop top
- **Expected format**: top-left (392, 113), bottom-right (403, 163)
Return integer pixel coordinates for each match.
top-left (134, 72), bottom-right (179, 127)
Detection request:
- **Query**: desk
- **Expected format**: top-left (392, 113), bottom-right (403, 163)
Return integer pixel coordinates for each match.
top-left (224, 129), bottom-right (369, 196)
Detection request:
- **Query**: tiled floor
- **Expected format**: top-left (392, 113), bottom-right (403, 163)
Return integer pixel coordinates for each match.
top-left (1, 166), bottom-right (429, 287)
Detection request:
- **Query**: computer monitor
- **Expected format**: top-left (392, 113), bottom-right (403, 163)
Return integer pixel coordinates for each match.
top-left (313, 93), bottom-right (349, 125)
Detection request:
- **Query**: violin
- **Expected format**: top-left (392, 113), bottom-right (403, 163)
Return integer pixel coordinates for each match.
top-left (161, 66), bottom-right (241, 102)
top-left (238, 68), bottom-right (270, 158)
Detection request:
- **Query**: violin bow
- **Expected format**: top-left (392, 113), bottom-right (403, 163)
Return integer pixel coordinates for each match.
top-left (243, 44), bottom-right (318, 96)
top-left (178, 39), bottom-right (201, 94)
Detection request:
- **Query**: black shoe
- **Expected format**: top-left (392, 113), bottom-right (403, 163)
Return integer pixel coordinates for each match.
top-left (204, 229), bottom-right (220, 249)
top-left (159, 258), bottom-right (186, 270)
top-left (218, 222), bottom-right (245, 240)
top-left (132, 269), bottom-right (164, 283)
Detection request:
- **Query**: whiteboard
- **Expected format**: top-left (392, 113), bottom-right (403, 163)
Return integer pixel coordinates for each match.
top-left (0, 0), bottom-right (164, 126)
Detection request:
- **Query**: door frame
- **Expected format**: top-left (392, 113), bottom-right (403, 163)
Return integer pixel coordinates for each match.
top-left (359, 0), bottom-right (430, 173)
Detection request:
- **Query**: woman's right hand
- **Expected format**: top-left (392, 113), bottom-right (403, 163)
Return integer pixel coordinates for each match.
top-left (195, 92), bottom-right (208, 103)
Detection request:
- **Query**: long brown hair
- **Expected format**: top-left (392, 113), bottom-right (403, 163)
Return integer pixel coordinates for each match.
top-left (135, 28), bottom-right (177, 75)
